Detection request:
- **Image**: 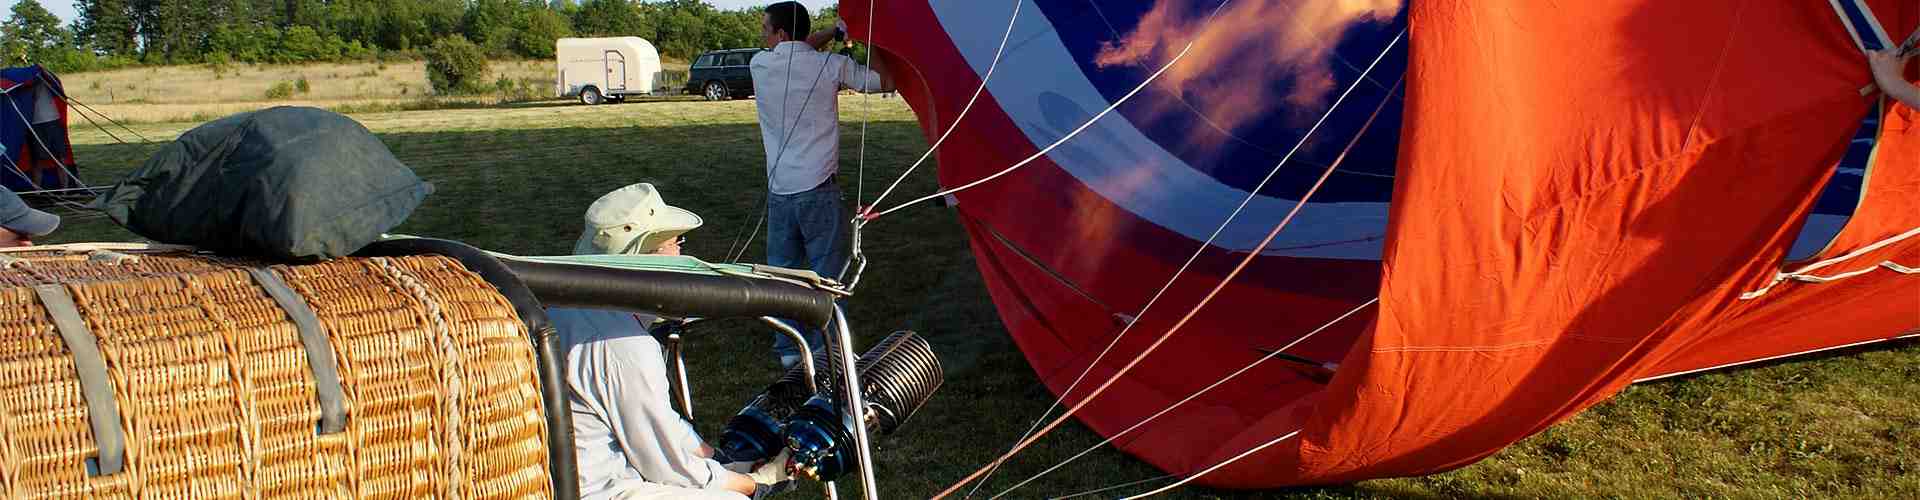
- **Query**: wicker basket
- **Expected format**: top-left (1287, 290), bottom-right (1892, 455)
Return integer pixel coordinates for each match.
top-left (0, 246), bottom-right (551, 499)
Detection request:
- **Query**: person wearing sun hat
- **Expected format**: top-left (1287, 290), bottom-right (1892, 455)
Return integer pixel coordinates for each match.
top-left (572, 182), bottom-right (704, 257)
top-left (551, 183), bottom-right (794, 500)
top-left (0, 187), bottom-right (60, 248)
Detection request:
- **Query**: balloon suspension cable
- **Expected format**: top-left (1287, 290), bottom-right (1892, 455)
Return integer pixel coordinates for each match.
top-left (829, 0), bottom-right (884, 294)
top-left (859, 0), bottom-right (1023, 220)
top-left (1046, 475), bottom-right (1175, 500)
top-left (855, 0), bottom-right (878, 209)
top-left (1119, 430), bottom-right (1304, 499)
top-left (864, 0), bottom-right (1228, 223)
top-left (61, 99), bottom-right (133, 147)
top-left (724, 204), bottom-right (766, 264)
top-left (60, 90), bottom-right (157, 145)
top-left (2, 99), bottom-right (99, 213)
top-left (991, 299), bottom-right (1378, 500)
top-left (948, 27), bottom-right (1407, 498)
top-left (0, 155), bottom-right (103, 219)
top-left (726, 28), bottom-right (838, 264)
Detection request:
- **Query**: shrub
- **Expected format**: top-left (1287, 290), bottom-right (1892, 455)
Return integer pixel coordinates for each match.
top-left (265, 81), bottom-right (296, 100)
top-left (425, 35), bottom-right (489, 94)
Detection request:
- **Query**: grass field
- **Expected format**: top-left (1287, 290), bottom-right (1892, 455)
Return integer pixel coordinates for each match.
top-left (42, 91), bottom-right (1920, 499)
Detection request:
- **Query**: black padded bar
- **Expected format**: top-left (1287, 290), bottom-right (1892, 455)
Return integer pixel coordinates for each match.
top-left (498, 258), bottom-right (837, 326)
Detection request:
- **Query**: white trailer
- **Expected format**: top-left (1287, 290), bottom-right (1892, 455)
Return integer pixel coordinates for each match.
top-left (556, 37), bottom-right (662, 105)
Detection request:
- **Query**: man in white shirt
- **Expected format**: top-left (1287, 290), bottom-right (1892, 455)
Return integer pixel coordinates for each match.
top-left (752, 1), bottom-right (893, 369)
top-left (554, 183), bottom-right (793, 500)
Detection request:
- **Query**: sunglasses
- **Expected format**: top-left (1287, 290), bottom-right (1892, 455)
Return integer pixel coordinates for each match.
top-left (624, 233), bottom-right (686, 253)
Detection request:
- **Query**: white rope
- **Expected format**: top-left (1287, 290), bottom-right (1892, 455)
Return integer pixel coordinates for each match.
top-left (1045, 474), bottom-right (1174, 500)
top-left (992, 298), bottom-right (1377, 499)
top-left (4, 97), bottom-right (96, 211)
top-left (1828, 0), bottom-right (1895, 53)
top-left (4, 185), bottom-right (105, 194)
top-left (1741, 225), bottom-right (1920, 299)
top-left (1783, 260), bottom-right (1916, 283)
top-left (867, 0), bottom-right (1264, 221)
top-left (0, 151), bottom-right (96, 213)
top-left (861, 0), bottom-right (1023, 218)
top-left (961, 29), bottom-right (1406, 496)
top-left (1118, 430), bottom-right (1303, 499)
top-left (855, 0), bottom-right (879, 209)
top-left (938, 35), bottom-right (1405, 499)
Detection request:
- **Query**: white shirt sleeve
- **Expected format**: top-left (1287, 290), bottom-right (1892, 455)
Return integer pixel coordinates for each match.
top-left (834, 53), bottom-right (888, 93)
top-left (585, 326), bottom-right (731, 490)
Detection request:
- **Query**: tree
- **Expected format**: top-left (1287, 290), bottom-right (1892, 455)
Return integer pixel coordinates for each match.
top-left (129, 0), bottom-right (217, 62)
top-left (426, 35), bottom-right (489, 93)
top-left (207, 24), bottom-right (279, 62)
top-left (463, 0), bottom-right (532, 49)
top-left (572, 0), bottom-right (648, 38)
top-left (75, 0), bottom-right (138, 55)
top-left (278, 25), bottom-right (336, 62)
top-left (514, 8), bottom-right (573, 59)
top-left (2, 0), bottom-right (69, 64)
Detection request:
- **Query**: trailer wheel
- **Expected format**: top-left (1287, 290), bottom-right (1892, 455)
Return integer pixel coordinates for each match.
top-left (580, 86), bottom-right (604, 105)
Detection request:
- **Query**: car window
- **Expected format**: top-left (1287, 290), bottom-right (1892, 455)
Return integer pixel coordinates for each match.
top-left (723, 52), bottom-right (750, 66)
top-left (695, 54), bottom-right (717, 68)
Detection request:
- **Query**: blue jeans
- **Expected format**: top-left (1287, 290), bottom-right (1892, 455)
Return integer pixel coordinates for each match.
top-left (765, 182), bottom-right (845, 365)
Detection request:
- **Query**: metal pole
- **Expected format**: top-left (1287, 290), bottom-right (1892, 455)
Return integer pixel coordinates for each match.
top-left (760, 316), bottom-right (838, 500)
top-left (665, 332), bottom-right (693, 420)
top-left (757, 317), bottom-right (818, 392)
top-left (831, 305), bottom-right (880, 500)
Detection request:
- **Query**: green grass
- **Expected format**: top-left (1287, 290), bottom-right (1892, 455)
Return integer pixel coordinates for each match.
top-left (48, 97), bottom-right (1920, 499)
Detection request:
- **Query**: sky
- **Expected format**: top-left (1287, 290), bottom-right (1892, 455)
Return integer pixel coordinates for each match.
top-left (34, 0), bottom-right (837, 27)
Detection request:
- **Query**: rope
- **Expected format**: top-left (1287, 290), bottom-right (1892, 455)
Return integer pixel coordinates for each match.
top-left (860, 0), bottom-right (1024, 219)
top-left (3, 97), bottom-right (97, 212)
top-left (723, 202), bottom-right (767, 263)
top-left (950, 2), bottom-right (1253, 488)
top-left (0, 74), bottom-right (146, 154)
top-left (1741, 225), bottom-right (1920, 299)
top-left (863, 0), bottom-right (1253, 223)
top-left (50, 71), bottom-right (160, 146)
top-left (64, 96), bottom-right (158, 146)
top-left (1118, 430), bottom-right (1303, 499)
top-left (950, 29), bottom-right (1406, 498)
top-left (992, 298), bottom-right (1379, 500)
top-left (0, 149), bottom-right (96, 213)
top-left (1045, 474), bottom-right (1174, 500)
top-left (855, 0), bottom-right (879, 209)
top-left (992, 71), bottom-right (1400, 499)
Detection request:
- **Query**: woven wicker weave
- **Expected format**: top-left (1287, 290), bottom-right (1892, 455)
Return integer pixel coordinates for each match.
top-left (0, 247), bottom-right (551, 499)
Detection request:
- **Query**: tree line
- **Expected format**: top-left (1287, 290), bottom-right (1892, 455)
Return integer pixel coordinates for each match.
top-left (3, 0), bottom-right (837, 73)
